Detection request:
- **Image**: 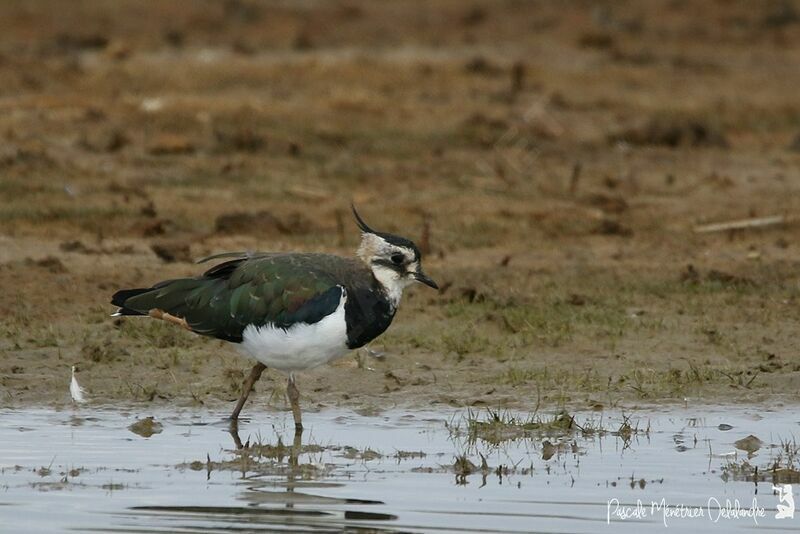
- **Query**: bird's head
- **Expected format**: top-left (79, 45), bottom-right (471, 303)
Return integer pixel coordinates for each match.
top-left (352, 206), bottom-right (438, 303)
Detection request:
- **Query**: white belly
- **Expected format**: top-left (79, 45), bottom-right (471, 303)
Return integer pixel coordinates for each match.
top-left (239, 288), bottom-right (350, 373)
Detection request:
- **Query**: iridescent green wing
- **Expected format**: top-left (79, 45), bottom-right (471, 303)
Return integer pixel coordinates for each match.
top-left (117, 255), bottom-right (343, 342)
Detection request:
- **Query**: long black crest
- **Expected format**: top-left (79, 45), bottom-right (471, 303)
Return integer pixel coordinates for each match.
top-left (350, 204), bottom-right (421, 259)
top-left (351, 204), bottom-right (376, 234)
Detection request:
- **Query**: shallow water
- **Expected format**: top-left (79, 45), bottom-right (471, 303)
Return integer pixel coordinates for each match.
top-left (0, 405), bottom-right (798, 533)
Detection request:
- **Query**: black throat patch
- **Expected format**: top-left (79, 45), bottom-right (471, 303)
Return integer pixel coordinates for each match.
top-left (343, 283), bottom-right (396, 349)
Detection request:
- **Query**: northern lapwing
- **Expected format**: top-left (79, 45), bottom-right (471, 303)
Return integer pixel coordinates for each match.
top-left (111, 207), bottom-right (438, 432)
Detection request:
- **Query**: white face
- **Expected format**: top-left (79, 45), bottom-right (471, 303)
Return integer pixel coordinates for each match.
top-left (371, 262), bottom-right (415, 306)
top-left (357, 233), bottom-right (435, 306)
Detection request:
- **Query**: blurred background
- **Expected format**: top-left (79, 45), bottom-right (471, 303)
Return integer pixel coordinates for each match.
top-left (2, 0), bottom-right (800, 407)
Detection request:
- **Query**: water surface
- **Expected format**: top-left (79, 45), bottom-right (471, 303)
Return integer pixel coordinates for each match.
top-left (0, 405), bottom-right (797, 532)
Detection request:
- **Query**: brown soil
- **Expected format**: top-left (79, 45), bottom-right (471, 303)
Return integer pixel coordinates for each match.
top-left (2, 1), bottom-right (800, 414)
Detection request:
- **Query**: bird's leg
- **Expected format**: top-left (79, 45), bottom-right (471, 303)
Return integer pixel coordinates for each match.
top-left (287, 373), bottom-right (303, 433)
top-left (230, 362), bottom-right (267, 421)
top-left (228, 419), bottom-right (244, 450)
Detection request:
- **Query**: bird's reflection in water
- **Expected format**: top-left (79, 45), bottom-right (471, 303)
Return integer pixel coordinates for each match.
top-left (229, 421), bottom-right (302, 511)
top-left (228, 418), bottom-right (302, 462)
top-left (131, 422), bottom-right (395, 530)
top-left (225, 421), bottom-right (391, 519)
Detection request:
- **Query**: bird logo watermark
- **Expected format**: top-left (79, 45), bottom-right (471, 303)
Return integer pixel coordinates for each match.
top-left (774, 484), bottom-right (794, 520)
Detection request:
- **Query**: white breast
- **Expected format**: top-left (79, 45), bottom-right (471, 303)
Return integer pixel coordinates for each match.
top-left (239, 287), bottom-right (350, 373)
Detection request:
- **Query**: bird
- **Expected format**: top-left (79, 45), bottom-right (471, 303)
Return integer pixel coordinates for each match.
top-left (110, 206), bottom-right (438, 432)
top-left (70, 365), bottom-right (86, 404)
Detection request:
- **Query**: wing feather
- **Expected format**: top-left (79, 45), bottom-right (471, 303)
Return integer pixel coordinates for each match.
top-left (113, 254), bottom-right (348, 342)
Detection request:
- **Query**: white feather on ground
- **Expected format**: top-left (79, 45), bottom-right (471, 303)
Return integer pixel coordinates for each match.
top-left (70, 365), bottom-right (86, 404)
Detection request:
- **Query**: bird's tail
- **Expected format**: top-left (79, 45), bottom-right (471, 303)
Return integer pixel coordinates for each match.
top-left (111, 279), bottom-right (207, 318)
top-left (111, 287), bottom-right (152, 316)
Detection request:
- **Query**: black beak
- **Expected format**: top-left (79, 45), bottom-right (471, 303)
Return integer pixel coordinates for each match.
top-left (414, 270), bottom-right (439, 290)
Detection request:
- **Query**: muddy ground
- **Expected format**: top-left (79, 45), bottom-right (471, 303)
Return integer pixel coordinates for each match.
top-left (1, 0), bottom-right (800, 414)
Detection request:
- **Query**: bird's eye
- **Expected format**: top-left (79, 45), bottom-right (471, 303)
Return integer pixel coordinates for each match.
top-left (391, 253), bottom-right (404, 265)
